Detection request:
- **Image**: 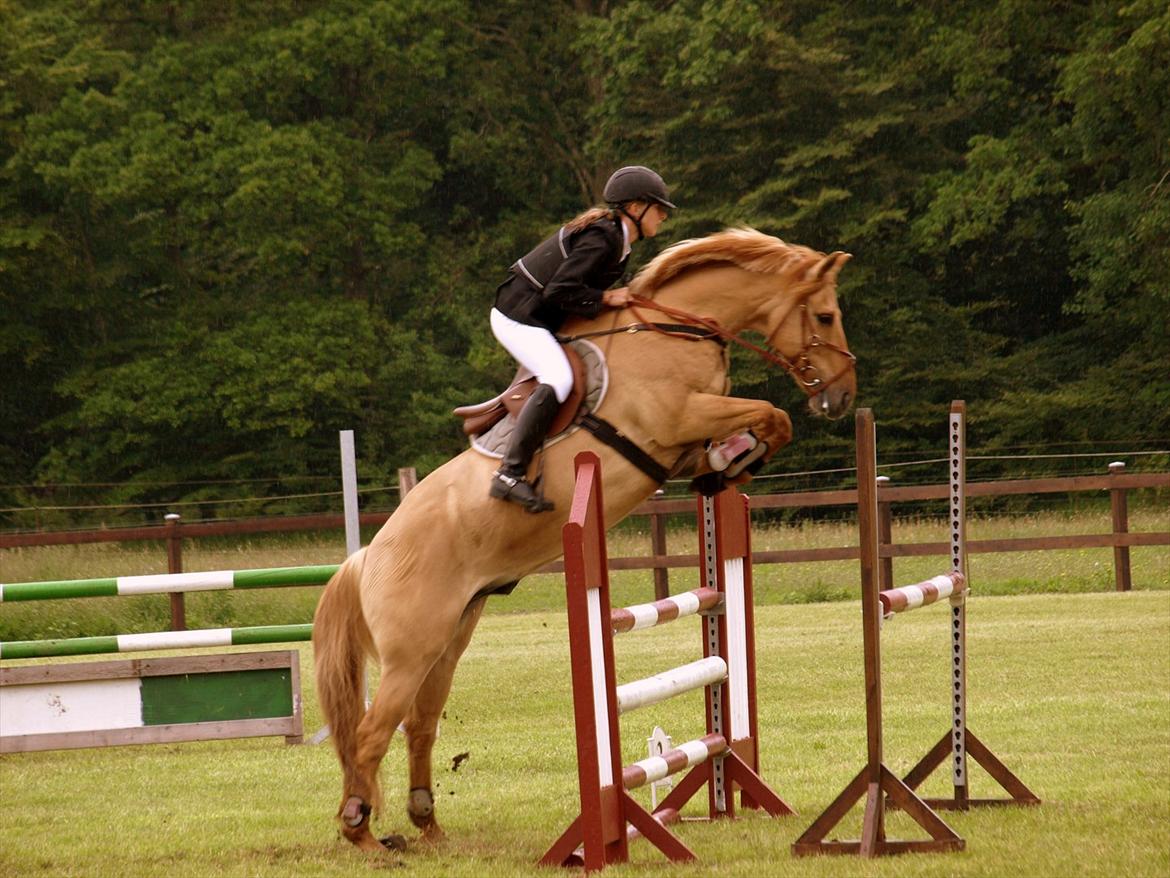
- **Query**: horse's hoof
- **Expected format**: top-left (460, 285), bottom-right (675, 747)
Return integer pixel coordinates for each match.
top-left (340, 797), bottom-right (390, 853)
top-left (689, 471), bottom-right (726, 497)
top-left (419, 823), bottom-right (446, 846)
top-left (379, 833), bottom-right (408, 851)
top-left (343, 826), bottom-right (389, 854)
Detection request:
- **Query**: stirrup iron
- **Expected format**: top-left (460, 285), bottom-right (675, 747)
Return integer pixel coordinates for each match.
top-left (490, 471), bottom-right (554, 513)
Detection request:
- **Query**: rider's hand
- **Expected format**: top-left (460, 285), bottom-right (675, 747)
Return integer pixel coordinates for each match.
top-left (603, 287), bottom-right (631, 308)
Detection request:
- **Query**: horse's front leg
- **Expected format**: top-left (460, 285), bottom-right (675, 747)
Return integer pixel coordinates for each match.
top-left (657, 392), bottom-right (793, 465)
top-left (402, 598), bottom-right (488, 845)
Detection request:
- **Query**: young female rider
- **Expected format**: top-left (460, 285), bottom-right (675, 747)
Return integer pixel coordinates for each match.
top-left (489, 165), bottom-right (675, 512)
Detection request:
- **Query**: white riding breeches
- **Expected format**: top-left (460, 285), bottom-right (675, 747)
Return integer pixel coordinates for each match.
top-left (490, 308), bottom-right (573, 403)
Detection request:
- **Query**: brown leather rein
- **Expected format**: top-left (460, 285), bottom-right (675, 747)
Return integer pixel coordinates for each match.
top-left (625, 294), bottom-right (856, 398)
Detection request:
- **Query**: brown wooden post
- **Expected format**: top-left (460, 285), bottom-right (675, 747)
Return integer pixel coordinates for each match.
top-left (855, 410), bottom-right (885, 853)
top-left (397, 467), bottom-right (418, 500)
top-left (875, 476), bottom-right (893, 592)
top-left (650, 490), bottom-right (669, 601)
top-left (793, 408), bottom-right (966, 856)
top-left (1109, 462), bottom-right (1132, 592)
top-left (164, 513), bottom-right (185, 631)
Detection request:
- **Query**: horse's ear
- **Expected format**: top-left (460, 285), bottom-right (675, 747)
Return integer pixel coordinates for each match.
top-left (811, 251), bottom-right (851, 283)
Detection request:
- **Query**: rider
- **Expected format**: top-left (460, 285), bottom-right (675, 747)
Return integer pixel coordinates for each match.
top-left (488, 165), bottom-right (675, 512)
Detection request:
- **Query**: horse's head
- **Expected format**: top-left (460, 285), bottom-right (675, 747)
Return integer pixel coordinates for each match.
top-left (629, 228), bottom-right (857, 419)
top-left (763, 250), bottom-right (856, 420)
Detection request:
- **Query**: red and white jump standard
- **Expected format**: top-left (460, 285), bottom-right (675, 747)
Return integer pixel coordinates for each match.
top-left (792, 402), bottom-right (1039, 858)
top-left (540, 452), bottom-right (793, 871)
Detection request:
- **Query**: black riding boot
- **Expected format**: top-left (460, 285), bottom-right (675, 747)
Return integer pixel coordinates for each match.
top-left (489, 383), bottom-right (558, 513)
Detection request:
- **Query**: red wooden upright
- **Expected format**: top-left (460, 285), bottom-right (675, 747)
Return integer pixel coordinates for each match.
top-left (541, 453), bottom-right (792, 871)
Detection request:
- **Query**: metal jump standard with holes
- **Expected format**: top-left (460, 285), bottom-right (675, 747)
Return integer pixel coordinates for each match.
top-left (540, 452), bottom-right (793, 871)
top-left (792, 402), bottom-right (1040, 857)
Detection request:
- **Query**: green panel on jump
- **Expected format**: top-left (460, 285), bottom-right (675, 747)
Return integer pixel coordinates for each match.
top-left (140, 669), bottom-right (293, 725)
top-left (232, 565), bottom-right (338, 588)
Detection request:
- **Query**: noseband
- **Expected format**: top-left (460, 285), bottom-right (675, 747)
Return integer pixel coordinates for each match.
top-left (626, 294), bottom-right (856, 399)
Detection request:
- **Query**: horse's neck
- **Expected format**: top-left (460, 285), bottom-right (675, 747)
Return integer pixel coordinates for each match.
top-left (654, 265), bottom-right (780, 332)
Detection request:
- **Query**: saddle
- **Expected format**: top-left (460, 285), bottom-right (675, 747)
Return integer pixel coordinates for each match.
top-left (453, 344), bottom-right (589, 439)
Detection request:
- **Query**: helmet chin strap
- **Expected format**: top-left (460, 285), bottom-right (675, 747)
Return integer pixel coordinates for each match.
top-left (617, 203), bottom-right (653, 241)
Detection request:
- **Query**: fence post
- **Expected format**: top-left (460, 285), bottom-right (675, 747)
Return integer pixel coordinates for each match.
top-left (875, 476), bottom-right (893, 592)
top-left (1108, 462), bottom-right (1132, 592)
top-left (650, 490), bottom-right (669, 600)
top-left (164, 513), bottom-right (185, 630)
top-left (398, 467), bottom-right (418, 500)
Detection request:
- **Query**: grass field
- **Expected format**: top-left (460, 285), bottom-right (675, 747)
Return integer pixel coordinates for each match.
top-left (1, 591), bottom-right (1168, 877)
top-left (1, 506), bottom-right (1168, 876)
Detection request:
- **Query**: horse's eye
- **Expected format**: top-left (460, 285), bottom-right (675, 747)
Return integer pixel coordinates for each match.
top-left (816, 313), bottom-right (834, 326)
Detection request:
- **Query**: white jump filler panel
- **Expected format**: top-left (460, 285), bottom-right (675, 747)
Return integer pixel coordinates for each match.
top-left (1, 678), bottom-right (142, 736)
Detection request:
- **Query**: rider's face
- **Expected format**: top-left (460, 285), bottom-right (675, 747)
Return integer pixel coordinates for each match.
top-left (638, 203), bottom-right (669, 238)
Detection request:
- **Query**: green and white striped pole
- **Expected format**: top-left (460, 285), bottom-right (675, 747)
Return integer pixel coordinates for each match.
top-left (0, 565), bottom-right (338, 603)
top-left (0, 623), bottom-right (313, 660)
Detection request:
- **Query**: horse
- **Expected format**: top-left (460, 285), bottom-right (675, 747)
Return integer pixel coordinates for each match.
top-left (311, 227), bottom-right (857, 853)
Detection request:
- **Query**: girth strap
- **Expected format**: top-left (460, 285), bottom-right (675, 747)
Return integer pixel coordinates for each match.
top-left (578, 413), bottom-right (669, 484)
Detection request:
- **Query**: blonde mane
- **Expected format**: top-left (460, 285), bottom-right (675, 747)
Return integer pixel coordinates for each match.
top-left (629, 228), bottom-right (824, 296)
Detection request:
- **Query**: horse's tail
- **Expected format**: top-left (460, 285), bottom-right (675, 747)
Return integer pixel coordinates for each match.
top-left (312, 548), bottom-right (375, 806)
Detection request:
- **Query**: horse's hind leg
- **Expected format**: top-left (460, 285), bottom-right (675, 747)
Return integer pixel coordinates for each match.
top-left (340, 596), bottom-right (485, 852)
top-left (339, 662), bottom-right (428, 852)
top-left (402, 597), bottom-right (488, 844)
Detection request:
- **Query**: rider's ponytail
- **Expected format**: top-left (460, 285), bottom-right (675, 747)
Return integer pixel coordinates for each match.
top-left (563, 206), bottom-right (615, 233)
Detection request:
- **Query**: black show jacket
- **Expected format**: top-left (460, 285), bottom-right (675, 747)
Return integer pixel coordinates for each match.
top-left (493, 218), bottom-right (628, 332)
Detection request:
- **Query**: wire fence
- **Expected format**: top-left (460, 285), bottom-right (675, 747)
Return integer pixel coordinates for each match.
top-left (1, 445), bottom-right (1167, 534)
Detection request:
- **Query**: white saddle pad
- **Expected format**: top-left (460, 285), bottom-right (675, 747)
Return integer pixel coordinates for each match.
top-left (471, 339), bottom-right (609, 460)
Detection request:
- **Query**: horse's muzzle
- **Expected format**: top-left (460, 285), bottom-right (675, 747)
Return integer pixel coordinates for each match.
top-left (810, 387), bottom-right (853, 420)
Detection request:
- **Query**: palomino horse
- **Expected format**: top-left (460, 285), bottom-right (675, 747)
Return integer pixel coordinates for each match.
top-left (312, 228), bottom-right (856, 852)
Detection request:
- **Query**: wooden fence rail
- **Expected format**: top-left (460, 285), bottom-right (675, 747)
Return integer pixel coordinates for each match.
top-left (2, 467), bottom-right (1166, 629)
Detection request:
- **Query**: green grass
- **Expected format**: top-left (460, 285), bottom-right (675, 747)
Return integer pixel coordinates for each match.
top-left (1, 507), bottom-right (1166, 641)
top-left (1, 592), bottom-right (1168, 877)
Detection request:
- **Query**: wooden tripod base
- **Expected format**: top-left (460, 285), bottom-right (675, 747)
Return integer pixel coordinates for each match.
top-left (791, 764), bottom-right (964, 857)
top-left (896, 727), bottom-right (1041, 810)
top-left (542, 752), bottom-right (794, 869)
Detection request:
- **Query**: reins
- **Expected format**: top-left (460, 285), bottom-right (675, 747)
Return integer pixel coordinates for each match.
top-left (625, 294), bottom-right (857, 397)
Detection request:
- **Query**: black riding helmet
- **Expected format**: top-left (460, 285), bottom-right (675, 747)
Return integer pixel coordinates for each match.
top-left (603, 166), bottom-right (676, 240)
top-left (603, 166), bottom-right (677, 210)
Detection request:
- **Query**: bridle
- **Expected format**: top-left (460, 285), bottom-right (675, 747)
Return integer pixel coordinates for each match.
top-left (626, 293), bottom-right (856, 401)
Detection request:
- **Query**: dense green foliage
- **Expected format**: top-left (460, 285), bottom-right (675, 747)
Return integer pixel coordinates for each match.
top-left (3, 0), bottom-right (1167, 524)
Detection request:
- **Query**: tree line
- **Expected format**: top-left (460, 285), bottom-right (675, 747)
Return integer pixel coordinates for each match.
top-left (2, 0), bottom-right (1167, 526)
